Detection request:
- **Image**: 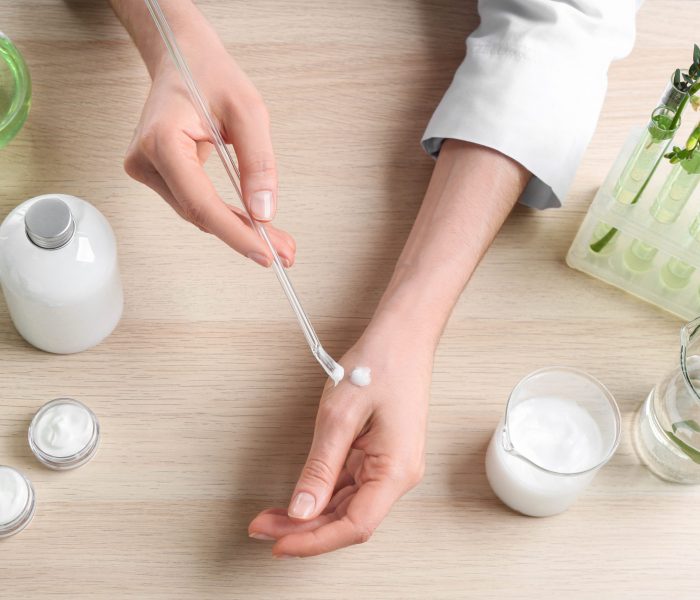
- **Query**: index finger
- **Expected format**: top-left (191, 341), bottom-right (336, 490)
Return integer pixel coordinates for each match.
top-left (151, 132), bottom-right (272, 262)
top-left (272, 478), bottom-right (401, 558)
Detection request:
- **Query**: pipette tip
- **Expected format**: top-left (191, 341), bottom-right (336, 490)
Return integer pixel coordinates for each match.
top-left (317, 347), bottom-right (344, 385)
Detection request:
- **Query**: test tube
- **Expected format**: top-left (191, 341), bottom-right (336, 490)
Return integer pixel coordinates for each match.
top-left (649, 162), bottom-right (700, 224)
top-left (613, 106), bottom-right (679, 205)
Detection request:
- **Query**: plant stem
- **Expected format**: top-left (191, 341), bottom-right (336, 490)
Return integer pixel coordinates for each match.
top-left (590, 226), bottom-right (619, 253)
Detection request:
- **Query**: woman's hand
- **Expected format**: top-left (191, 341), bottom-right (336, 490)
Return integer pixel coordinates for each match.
top-left (249, 324), bottom-right (433, 557)
top-left (122, 21), bottom-right (295, 267)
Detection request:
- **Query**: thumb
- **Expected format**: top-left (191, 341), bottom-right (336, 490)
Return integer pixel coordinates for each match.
top-left (228, 101), bottom-right (278, 222)
top-left (288, 404), bottom-right (358, 521)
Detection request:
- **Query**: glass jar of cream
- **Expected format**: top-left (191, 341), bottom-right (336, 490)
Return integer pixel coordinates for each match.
top-left (28, 398), bottom-right (100, 470)
top-left (0, 466), bottom-right (36, 538)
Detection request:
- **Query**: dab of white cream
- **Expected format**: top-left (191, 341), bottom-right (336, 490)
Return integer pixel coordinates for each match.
top-left (330, 363), bottom-right (345, 386)
top-left (350, 366), bottom-right (371, 387)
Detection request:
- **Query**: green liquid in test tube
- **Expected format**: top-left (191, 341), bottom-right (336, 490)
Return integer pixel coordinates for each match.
top-left (660, 256), bottom-right (695, 290)
top-left (650, 154), bottom-right (700, 224)
top-left (613, 107), bottom-right (679, 205)
top-left (623, 239), bottom-right (658, 273)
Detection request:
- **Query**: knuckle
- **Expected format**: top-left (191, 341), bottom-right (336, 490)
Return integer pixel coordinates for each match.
top-left (239, 151), bottom-right (276, 178)
top-left (355, 526), bottom-right (373, 545)
top-left (245, 94), bottom-right (269, 123)
top-left (318, 402), bottom-right (354, 431)
top-left (123, 152), bottom-right (144, 181)
top-left (346, 516), bottom-right (373, 545)
top-left (137, 125), bottom-right (176, 159)
top-left (406, 461), bottom-right (425, 488)
top-left (376, 455), bottom-right (423, 488)
top-left (137, 126), bottom-right (160, 157)
top-left (180, 200), bottom-right (206, 229)
top-left (223, 92), bottom-right (270, 126)
top-left (302, 456), bottom-right (335, 487)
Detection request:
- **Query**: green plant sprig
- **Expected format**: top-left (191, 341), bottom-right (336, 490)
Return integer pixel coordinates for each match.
top-left (589, 44), bottom-right (699, 253)
top-left (669, 44), bottom-right (700, 130)
top-left (665, 122), bottom-right (700, 164)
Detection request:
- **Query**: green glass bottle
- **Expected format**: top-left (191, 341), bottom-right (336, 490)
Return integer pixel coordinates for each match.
top-left (0, 32), bottom-right (31, 148)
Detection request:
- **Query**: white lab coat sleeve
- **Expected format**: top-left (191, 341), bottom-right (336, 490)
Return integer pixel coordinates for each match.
top-left (421, 0), bottom-right (639, 209)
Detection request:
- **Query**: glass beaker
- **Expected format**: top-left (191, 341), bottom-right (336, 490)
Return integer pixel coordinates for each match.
top-left (634, 318), bottom-right (700, 483)
top-left (485, 367), bottom-right (621, 517)
top-left (0, 32), bottom-right (31, 148)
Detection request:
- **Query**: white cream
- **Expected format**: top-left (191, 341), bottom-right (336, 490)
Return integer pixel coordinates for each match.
top-left (0, 466), bottom-right (30, 526)
top-left (350, 366), bottom-right (371, 387)
top-left (33, 401), bottom-right (95, 458)
top-left (485, 396), bottom-right (604, 517)
top-left (330, 363), bottom-right (345, 386)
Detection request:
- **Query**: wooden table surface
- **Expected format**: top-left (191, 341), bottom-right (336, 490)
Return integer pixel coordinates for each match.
top-left (1, 1), bottom-right (698, 598)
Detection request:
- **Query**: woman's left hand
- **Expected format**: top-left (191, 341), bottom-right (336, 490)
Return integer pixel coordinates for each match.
top-left (248, 326), bottom-right (433, 557)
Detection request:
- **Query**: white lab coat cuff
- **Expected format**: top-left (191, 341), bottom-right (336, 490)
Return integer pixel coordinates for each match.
top-left (421, 40), bottom-right (609, 209)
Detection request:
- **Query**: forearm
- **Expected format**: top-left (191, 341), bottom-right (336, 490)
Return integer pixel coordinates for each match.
top-left (367, 140), bottom-right (531, 349)
top-left (109, 0), bottom-right (221, 78)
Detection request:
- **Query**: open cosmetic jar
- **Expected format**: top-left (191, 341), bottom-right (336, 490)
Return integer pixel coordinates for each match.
top-left (0, 466), bottom-right (36, 538)
top-left (28, 398), bottom-right (100, 470)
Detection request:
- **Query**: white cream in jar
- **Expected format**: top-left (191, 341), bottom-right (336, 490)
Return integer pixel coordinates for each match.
top-left (29, 398), bottom-right (100, 469)
top-left (0, 466), bottom-right (36, 538)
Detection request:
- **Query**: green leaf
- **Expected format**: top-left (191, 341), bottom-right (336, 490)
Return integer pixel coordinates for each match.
top-left (672, 419), bottom-right (700, 433)
top-left (665, 429), bottom-right (700, 464)
top-left (674, 68), bottom-right (681, 87)
top-left (694, 43), bottom-right (700, 65)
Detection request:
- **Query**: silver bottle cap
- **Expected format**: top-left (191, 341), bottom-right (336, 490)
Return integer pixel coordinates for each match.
top-left (25, 197), bottom-right (75, 250)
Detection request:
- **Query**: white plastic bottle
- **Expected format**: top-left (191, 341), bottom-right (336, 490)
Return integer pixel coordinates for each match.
top-left (0, 194), bottom-right (123, 353)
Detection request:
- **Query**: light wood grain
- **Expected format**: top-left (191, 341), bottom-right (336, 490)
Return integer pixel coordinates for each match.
top-left (0, 1), bottom-right (698, 598)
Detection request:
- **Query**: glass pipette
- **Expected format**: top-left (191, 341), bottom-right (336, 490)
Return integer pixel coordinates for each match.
top-left (144, 0), bottom-right (344, 384)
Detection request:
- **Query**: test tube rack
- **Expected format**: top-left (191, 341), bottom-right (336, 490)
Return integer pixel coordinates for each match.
top-left (567, 128), bottom-right (700, 320)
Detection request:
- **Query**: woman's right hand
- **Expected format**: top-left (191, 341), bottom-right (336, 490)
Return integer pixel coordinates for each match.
top-left (123, 36), bottom-right (296, 268)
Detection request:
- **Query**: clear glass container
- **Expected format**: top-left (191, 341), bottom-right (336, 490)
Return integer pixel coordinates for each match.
top-left (634, 318), bottom-right (700, 483)
top-left (485, 367), bottom-right (620, 517)
top-left (29, 398), bottom-right (101, 470)
top-left (612, 106), bottom-right (680, 205)
top-left (0, 466), bottom-right (36, 538)
top-left (0, 32), bottom-right (31, 149)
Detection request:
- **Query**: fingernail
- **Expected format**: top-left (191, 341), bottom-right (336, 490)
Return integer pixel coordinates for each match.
top-left (247, 252), bottom-right (270, 267)
top-left (274, 554), bottom-right (297, 560)
top-left (288, 492), bottom-right (316, 519)
top-left (250, 191), bottom-right (274, 221)
top-left (249, 532), bottom-right (275, 541)
top-left (279, 254), bottom-right (292, 268)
